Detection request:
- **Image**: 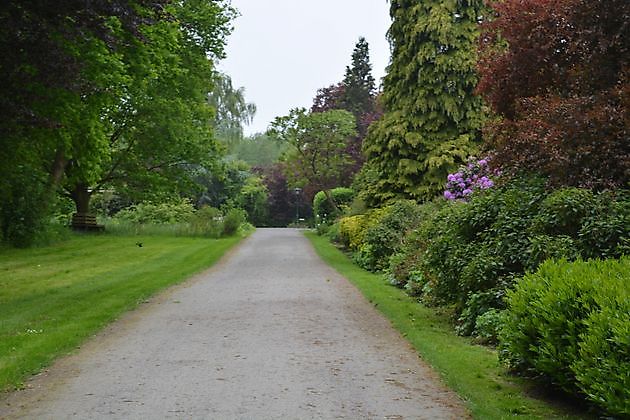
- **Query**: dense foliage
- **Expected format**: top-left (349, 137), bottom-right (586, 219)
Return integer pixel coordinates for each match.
top-left (313, 188), bottom-right (355, 227)
top-left (0, 0), bottom-right (237, 246)
top-left (253, 163), bottom-right (295, 227)
top-left (363, 0), bottom-right (486, 203)
top-left (310, 37), bottom-right (381, 185)
top-left (328, 178), bottom-right (628, 342)
top-left (478, 0), bottom-right (630, 189)
top-left (390, 180), bottom-right (628, 335)
top-left (310, 0), bottom-right (629, 415)
top-left (269, 108), bottom-right (356, 213)
top-left (500, 258), bottom-right (630, 416)
top-left (110, 199), bottom-right (247, 238)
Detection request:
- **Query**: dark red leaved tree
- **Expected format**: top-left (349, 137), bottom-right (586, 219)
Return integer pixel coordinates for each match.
top-left (478, 0), bottom-right (629, 189)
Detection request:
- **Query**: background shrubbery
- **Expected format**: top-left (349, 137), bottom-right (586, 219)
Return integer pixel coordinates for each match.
top-left (313, 187), bottom-right (355, 228)
top-left (105, 199), bottom-right (249, 238)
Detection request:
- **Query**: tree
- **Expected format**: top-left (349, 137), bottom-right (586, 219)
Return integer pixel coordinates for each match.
top-left (0, 0), bottom-right (172, 244)
top-left (477, 0), bottom-right (629, 189)
top-left (232, 133), bottom-right (287, 167)
top-left (208, 72), bottom-right (257, 150)
top-left (61, 1), bottom-right (235, 218)
top-left (309, 38), bottom-right (381, 183)
top-left (236, 176), bottom-right (269, 226)
top-left (0, 0), bottom-right (238, 243)
top-left (269, 108), bottom-right (356, 211)
top-left (340, 36), bottom-right (377, 123)
top-left (253, 163), bottom-right (295, 227)
top-left (363, 0), bottom-right (486, 203)
top-left (195, 159), bottom-right (251, 209)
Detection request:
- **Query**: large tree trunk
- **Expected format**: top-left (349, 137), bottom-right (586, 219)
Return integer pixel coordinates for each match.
top-left (49, 149), bottom-right (68, 187)
top-left (71, 183), bottom-right (92, 214)
top-left (70, 183), bottom-right (102, 231)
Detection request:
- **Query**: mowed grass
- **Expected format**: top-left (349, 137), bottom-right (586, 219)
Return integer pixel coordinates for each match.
top-left (305, 231), bottom-right (589, 420)
top-left (0, 233), bottom-right (244, 392)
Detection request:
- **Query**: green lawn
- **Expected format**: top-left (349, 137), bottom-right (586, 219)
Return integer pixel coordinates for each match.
top-left (305, 231), bottom-right (590, 420)
top-left (0, 233), bottom-right (244, 392)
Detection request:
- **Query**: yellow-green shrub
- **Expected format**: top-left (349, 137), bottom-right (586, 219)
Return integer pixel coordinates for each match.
top-left (338, 207), bottom-right (392, 252)
top-left (338, 215), bottom-right (367, 250)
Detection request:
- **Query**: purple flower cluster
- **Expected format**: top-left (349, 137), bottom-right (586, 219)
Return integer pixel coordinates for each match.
top-left (444, 158), bottom-right (495, 201)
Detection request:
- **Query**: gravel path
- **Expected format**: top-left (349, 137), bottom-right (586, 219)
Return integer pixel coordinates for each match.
top-left (1, 228), bottom-right (468, 419)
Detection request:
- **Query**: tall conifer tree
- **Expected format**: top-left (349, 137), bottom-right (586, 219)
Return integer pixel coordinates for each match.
top-left (364, 0), bottom-right (485, 202)
top-left (341, 37), bottom-right (376, 121)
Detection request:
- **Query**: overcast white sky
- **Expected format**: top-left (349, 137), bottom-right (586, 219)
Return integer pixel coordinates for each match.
top-left (217, 0), bottom-right (392, 135)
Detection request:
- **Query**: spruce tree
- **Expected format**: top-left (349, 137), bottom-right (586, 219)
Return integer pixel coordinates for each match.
top-left (364, 0), bottom-right (486, 202)
top-left (341, 37), bottom-right (377, 121)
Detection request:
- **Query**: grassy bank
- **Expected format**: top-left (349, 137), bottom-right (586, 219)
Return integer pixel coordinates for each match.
top-left (0, 233), bottom-right (245, 392)
top-left (305, 231), bottom-right (588, 419)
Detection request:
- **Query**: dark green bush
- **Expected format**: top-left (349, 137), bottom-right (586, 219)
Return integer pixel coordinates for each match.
top-left (579, 193), bottom-right (630, 259)
top-left (313, 187), bottom-right (355, 225)
top-left (532, 188), bottom-right (597, 237)
top-left (354, 200), bottom-right (428, 272)
top-left (414, 179), bottom-right (546, 310)
top-left (222, 208), bottom-right (246, 236)
top-left (0, 167), bottom-right (51, 247)
top-left (499, 257), bottom-right (630, 416)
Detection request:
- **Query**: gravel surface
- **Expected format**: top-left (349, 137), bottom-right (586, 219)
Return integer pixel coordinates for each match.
top-left (1, 228), bottom-right (468, 419)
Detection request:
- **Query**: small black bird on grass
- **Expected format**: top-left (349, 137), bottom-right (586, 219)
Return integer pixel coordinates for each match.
top-left (136, 242), bottom-right (143, 247)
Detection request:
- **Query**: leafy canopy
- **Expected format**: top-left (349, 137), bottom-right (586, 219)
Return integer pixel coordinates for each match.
top-left (269, 108), bottom-right (357, 195)
top-left (477, 0), bottom-right (629, 190)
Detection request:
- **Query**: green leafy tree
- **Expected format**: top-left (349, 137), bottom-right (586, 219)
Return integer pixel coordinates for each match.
top-left (269, 109), bottom-right (356, 211)
top-left (0, 0), bottom-right (172, 245)
top-left (364, 0), bottom-right (486, 203)
top-left (208, 72), bottom-right (257, 151)
top-left (236, 176), bottom-right (269, 226)
top-left (195, 160), bottom-right (251, 209)
top-left (62, 1), bottom-right (235, 217)
top-left (232, 133), bottom-right (287, 167)
top-left (310, 37), bottom-right (381, 183)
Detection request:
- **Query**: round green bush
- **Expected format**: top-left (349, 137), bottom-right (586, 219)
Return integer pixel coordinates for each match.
top-left (313, 188), bottom-right (355, 225)
top-left (499, 257), bottom-right (630, 416)
top-left (222, 208), bottom-right (246, 236)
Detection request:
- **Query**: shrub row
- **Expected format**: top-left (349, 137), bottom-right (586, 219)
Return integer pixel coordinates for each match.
top-left (324, 178), bottom-right (628, 337)
top-left (388, 178), bottom-right (629, 336)
top-left (334, 200), bottom-right (434, 272)
top-left (109, 200), bottom-right (247, 238)
top-left (500, 258), bottom-right (629, 417)
top-left (320, 178), bottom-right (629, 416)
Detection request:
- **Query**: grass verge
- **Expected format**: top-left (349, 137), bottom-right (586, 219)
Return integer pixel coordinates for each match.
top-left (305, 231), bottom-right (588, 420)
top-left (0, 232), bottom-right (246, 392)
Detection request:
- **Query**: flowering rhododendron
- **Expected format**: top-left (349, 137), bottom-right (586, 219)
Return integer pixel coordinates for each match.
top-left (444, 158), bottom-right (496, 201)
